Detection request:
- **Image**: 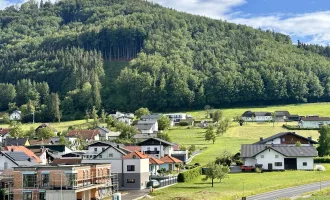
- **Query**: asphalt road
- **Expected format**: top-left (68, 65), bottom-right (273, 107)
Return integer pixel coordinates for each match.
top-left (247, 181), bottom-right (330, 200)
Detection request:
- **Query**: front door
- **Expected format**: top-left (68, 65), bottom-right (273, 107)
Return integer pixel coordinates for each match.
top-left (268, 163), bottom-right (273, 171)
top-left (169, 164), bottom-right (172, 171)
top-left (284, 158), bottom-right (297, 170)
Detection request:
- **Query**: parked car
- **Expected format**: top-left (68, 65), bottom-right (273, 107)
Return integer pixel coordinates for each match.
top-left (241, 165), bottom-right (255, 172)
top-left (147, 180), bottom-right (160, 188)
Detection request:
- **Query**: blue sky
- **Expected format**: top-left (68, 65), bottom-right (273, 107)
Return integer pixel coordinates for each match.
top-left (2, 0), bottom-right (330, 45)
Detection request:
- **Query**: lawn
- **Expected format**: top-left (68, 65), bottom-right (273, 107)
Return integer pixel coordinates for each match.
top-left (152, 165), bottom-right (330, 200)
top-left (186, 102), bottom-right (330, 120)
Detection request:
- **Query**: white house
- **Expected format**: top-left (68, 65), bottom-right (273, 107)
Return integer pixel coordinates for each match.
top-left (67, 130), bottom-right (100, 143)
top-left (241, 144), bottom-right (317, 170)
top-left (110, 112), bottom-right (134, 125)
top-left (254, 132), bottom-right (318, 146)
top-left (0, 150), bottom-right (39, 170)
top-left (136, 120), bottom-right (158, 133)
top-left (241, 111), bottom-right (273, 122)
top-left (140, 114), bottom-right (162, 121)
top-left (138, 138), bottom-right (174, 158)
top-left (164, 113), bottom-right (187, 122)
top-left (298, 116), bottom-right (330, 128)
top-left (0, 128), bottom-right (10, 144)
top-left (9, 110), bottom-right (22, 121)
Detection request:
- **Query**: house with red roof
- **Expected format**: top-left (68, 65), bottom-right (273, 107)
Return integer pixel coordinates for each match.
top-left (67, 129), bottom-right (100, 144)
top-left (149, 156), bottom-right (164, 175)
top-left (160, 155), bottom-right (183, 172)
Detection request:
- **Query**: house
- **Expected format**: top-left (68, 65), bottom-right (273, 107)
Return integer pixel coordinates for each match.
top-left (27, 144), bottom-right (72, 155)
top-left (3, 138), bottom-right (30, 146)
top-left (84, 141), bottom-right (128, 160)
top-left (29, 139), bottom-right (53, 146)
top-left (35, 123), bottom-right (58, 134)
top-left (94, 126), bottom-right (121, 140)
top-left (138, 138), bottom-right (174, 158)
top-left (0, 128), bottom-right (10, 144)
top-left (5, 163), bottom-right (112, 200)
top-left (164, 113), bottom-right (187, 122)
top-left (110, 111), bottom-right (134, 125)
top-left (149, 156), bottom-right (164, 175)
top-left (67, 130), bottom-right (100, 143)
top-left (241, 144), bottom-right (317, 170)
top-left (30, 148), bottom-right (57, 165)
top-left (135, 120), bottom-right (158, 134)
top-left (9, 110), bottom-right (21, 121)
top-left (298, 116), bottom-right (330, 128)
top-left (141, 114), bottom-right (162, 121)
top-left (159, 155), bottom-right (183, 171)
top-left (288, 115), bottom-right (301, 121)
top-left (254, 132), bottom-right (318, 146)
top-left (241, 111), bottom-right (273, 122)
top-left (4, 146), bottom-right (42, 163)
top-left (133, 133), bottom-right (157, 141)
top-left (274, 111), bottom-right (290, 122)
top-left (0, 150), bottom-right (39, 170)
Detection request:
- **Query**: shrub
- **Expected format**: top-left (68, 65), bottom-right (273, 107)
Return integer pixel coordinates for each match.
top-left (179, 121), bottom-right (189, 126)
top-left (314, 157), bottom-right (330, 163)
top-left (255, 167), bottom-right (262, 173)
top-left (194, 163), bottom-right (200, 166)
top-left (178, 166), bottom-right (202, 182)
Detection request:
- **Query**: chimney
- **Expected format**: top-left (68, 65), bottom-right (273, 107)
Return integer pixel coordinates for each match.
top-left (260, 137), bottom-right (263, 141)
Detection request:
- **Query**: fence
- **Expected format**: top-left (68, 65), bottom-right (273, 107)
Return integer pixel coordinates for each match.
top-left (158, 176), bottom-right (178, 188)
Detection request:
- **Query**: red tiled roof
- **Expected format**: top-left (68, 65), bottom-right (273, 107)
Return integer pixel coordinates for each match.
top-left (149, 156), bottom-right (164, 165)
top-left (123, 146), bottom-right (141, 152)
top-left (160, 155), bottom-right (182, 163)
top-left (123, 151), bottom-right (148, 159)
top-left (67, 130), bottom-right (100, 140)
top-left (0, 128), bottom-right (10, 136)
top-left (29, 139), bottom-right (52, 145)
top-left (4, 146), bottom-right (42, 163)
top-left (51, 158), bottom-right (82, 165)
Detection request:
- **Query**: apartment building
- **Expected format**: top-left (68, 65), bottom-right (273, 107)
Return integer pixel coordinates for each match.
top-left (3, 163), bottom-right (113, 200)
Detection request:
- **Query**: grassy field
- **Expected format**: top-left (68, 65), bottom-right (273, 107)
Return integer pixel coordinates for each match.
top-left (187, 102), bottom-right (330, 120)
top-left (295, 187), bottom-right (330, 200)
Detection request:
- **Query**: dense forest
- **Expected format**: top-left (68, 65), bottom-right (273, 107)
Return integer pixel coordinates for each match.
top-left (1, 0), bottom-right (330, 120)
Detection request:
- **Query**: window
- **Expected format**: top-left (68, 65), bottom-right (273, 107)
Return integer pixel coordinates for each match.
top-left (94, 148), bottom-right (97, 152)
top-left (127, 179), bottom-right (135, 183)
top-left (23, 192), bottom-right (32, 200)
top-left (102, 147), bottom-right (105, 151)
top-left (275, 155), bottom-right (279, 158)
top-left (41, 174), bottom-right (49, 187)
top-left (282, 138), bottom-right (286, 142)
top-left (260, 155), bottom-right (264, 158)
top-left (303, 162), bottom-right (307, 166)
top-left (99, 155), bottom-right (102, 158)
top-left (275, 162), bottom-right (283, 166)
top-left (23, 174), bottom-right (36, 188)
top-left (65, 173), bottom-right (77, 188)
top-left (127, 165), bottom-right (135, 171)
top-left (39, 192), bottom-right (46, 200)
top-left (109, 153), bottom-right (113, 157)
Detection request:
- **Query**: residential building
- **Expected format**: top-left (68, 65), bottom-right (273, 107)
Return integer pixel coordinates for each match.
top-left (94, 126), bottom-right (121, 140)
top-left (274, 111), bottom-right (290, 122)
top-left (30, 148), bottom-right (56, 165)
top-left (159, 155), bottom-right (183, 171)
top-left (139, 138), bottom-right (174, 158)
top-left (135, 120), bottom-right (158, 134)
top-left (298, 116), bottom-right (330, 128)
top-left (3, 138), bottom-right (30, 146)
top-left (241, 111), bottom-right (273, 122)
top-left (288, 115), bottom-right (301, 121)
top-left (133, 133), bottom-right (157, 141)
top-left (4, 163), bottom-right (112, 200)
top-left (4, 146), bottom-right (42, 164)
top-left (254, 132), bottom-right (318, 146)
top-left (27, 145), bottom-right (72, 155)
top-left (0, 150), bottom-right (39, 171)
top-left (110, 112), bottom-right (134, 125)
top-left (164, 113), bottom-right (188, 122)
top-left (0, 128), bottom-right (10, 144)
top-left (67, 130), bottom-right (100, 143)
top-left (241, 144), bottom-right (317, 170)
top-left (9, 110), bottom-right (22, 121)
top-left (149, 157), bottom-right (164, 175)
top-left (140, 114), bottom-right (162, 121)
top-left (84, 141), bottom-right (128, 160)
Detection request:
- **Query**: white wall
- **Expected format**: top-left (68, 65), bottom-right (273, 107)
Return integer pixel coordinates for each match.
top-left (124, 159), bottom-right (142, 173)
top-left (300, 121), bottom-right (330, 128)
top-left (255, 149), bottom-right (285, 170)
top-left (164, 146), bottom-right (173, 156)
top-left (9, 112), bottom-right (21, 121)
top-left (244, 158), bottom-right (257, 166)
top-left (140, 128), bottom-right (153, 134)
top-left (297, 157), bottom-right (314, 170)
top-left (255, 116), bottom-right (272, 122)
top-left (46, 190), bottom-right (76, 200)
top-left (40, 151), bottom-right (47, 165)
top-left (99, 147), bottom-right (123, 159)
top-left (0, 155), bottom-right (17, 170)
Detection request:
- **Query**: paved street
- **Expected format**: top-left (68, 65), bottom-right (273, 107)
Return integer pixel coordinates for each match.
top-left (247, 181), bottom-right (330, 200)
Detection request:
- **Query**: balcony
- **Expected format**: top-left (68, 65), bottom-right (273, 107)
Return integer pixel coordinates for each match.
top-left (144, 151), bottom-right (159, 154)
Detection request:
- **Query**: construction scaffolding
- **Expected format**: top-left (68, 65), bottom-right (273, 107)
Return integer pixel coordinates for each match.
top-left (0, 170), bottom-right (119, 200)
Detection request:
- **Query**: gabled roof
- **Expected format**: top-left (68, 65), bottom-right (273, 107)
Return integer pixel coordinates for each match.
top-left (254, 112), bottom-right (272, 116)
top-left (11, 110), bottom-right (21, 115)
top-left (91, 141), bottom-right (128, 158)
top-left (4, 146), bottom-right (42, 163)
top-left (138, 138), bottom-right (174, 146)
top-left (300, 117), bottom-right (330, 121)
top-left (27, 145), bottom-right (67, 153)
top-left (275, 111), bottom-right (290, 117)
top-left (0, 151), bottom-right (39, 166)
top-left (242, 111), bottom-right (254, 117)
top-left (241, 144), bottom-right (318, 158)
top-left (133, 134), bottom-right (157, 139)
top-left (123, 151), bottom-right (148, 159)
top-left (149, 156), bottom-right (164, 165)
top-left (29, 139), bottom-right (52, 145)
top-left (160, 155), bottom-right (182, 163)
top-left (0, 128), bottom-right (10, 136)
top-left (253, 132), bottom-right (318, 145)
top-left (67, 130), bottom-right (100, 140)
top-left (135, 124), bottom-right (154, 131)
top-left (95, 126), bottom-right (110, 133)
top-left (5, 138), bottom-right (28, 146)
top-left (137, 120), bottom-right (157, 125)
top-left (141, 114), bottom-right (162, 120)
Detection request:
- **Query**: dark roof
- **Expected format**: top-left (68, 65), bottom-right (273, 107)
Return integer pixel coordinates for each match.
top-left (51, 158), bottom-right (82, 165)
top-left (5, 138), bottom-right (28, 146)
top-left (135, 124), bottom-right (154, 130)
top-left (254, 132), bottom-right (318, 144)
top-left (300, 117), bottom-right (330, 121)
top-left (27, 145), bottom-right (67, 153)
top-left (35, 123), bottom-right (57, 132)
top-left (89, 141), bottom-right (128, 157)
top-left (137, 120), bottom-right (157, 125)
top-left (254, 112), bottom-right (272, 116)
top-left (133, 134), bottom-right (157, 139)
top-left (141, 114), bottom-right (162, 120)
top-left (288, 115), bottom-right (300, 118)
top-left (275, 111), bottom-right (290, 117)
top-left (1, 151), bottom-right (31, 161)
top-left (242, 111), bottom-right (254, 117)
top-left (241, 144), bottom-right (318, 158)
top-left (95, 126), bottom-right (110, 133)
top-left (138, 138), bottom-right (174, 146)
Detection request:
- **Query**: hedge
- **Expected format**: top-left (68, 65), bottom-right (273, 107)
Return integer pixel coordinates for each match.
top-left (314, 157), bottom-right (330, 163)
top-left (282, 124), bottom-right (320, 130)
top-left (178, 166), bottom-right (202, 182)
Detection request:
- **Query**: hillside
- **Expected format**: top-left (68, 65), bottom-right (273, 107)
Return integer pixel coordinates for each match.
top-left (1, 0), bottom-right (330, 118)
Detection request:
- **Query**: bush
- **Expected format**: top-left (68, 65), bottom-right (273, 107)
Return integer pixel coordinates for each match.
top-left (314, 157), bottom-right (330, 163)
top-left (179, 121), bottom-right (189, 126)
top-left (255, 167), bottom-right (262, 173)
top-left (194, 163), bottom-right (200, 166)
top-left (178, 166), bottom-right (202, 182)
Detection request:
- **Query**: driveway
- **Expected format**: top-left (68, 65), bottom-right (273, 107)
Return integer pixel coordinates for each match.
top-left (121, 189), bottom-right (150, 200)
top-left (247, 181), bottom-right (330, 200)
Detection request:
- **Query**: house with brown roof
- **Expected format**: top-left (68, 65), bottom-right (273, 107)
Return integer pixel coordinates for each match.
top-left (4, 146), bottom-right (42, 163)
top-left (159, 155), bottom-right (183, 172)
top-left (67, 130), bottom-right (100, 143)
top-left (149, 156), bottom-right (164, 175)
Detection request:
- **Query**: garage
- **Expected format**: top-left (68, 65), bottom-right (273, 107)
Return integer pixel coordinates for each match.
top-left (284, 158), bottom-right (297, 170)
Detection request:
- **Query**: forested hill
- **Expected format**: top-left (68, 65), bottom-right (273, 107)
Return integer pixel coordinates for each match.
top-left (1, 0), bottom-right (330, 120)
